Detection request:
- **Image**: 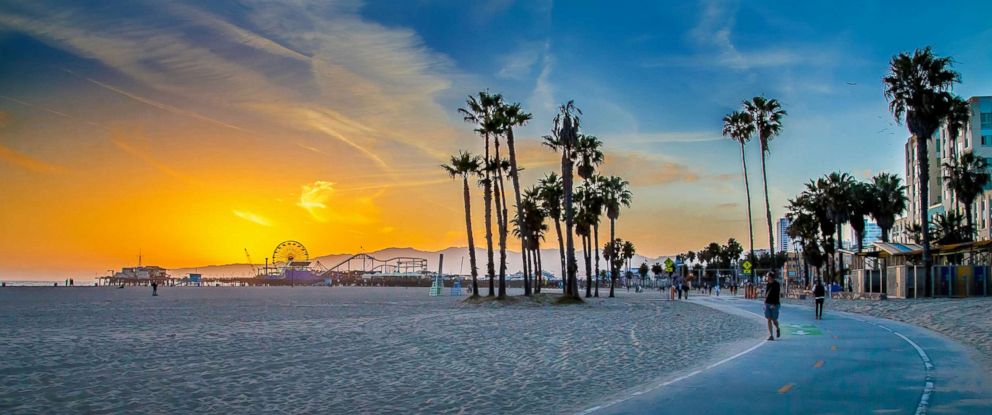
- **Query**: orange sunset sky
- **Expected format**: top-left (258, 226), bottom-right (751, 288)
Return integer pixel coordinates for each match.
top-left (3, 1), bottom-right (989, 279)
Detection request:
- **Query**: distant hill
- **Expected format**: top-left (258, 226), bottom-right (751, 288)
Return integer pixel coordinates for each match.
top-left (168, 247), bottom-right (674, 278)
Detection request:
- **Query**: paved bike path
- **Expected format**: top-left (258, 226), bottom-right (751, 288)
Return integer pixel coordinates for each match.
top-left (586, 296), bottom-right (992, 414)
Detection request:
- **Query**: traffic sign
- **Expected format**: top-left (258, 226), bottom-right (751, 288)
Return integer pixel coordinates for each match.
top-left (664, 258), bottom-right (675, 273)
top-left (742, 260), bottom-right (752, 273)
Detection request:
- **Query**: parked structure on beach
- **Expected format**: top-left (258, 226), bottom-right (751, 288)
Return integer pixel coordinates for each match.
top-left (98, 266), bottom-right (173, 286)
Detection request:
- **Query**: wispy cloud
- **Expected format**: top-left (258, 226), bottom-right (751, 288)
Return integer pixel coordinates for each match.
top-left (0, 143), bottom-right (65, 174)
top-left (0, 0), bottom-right (461, 171)
top-left (232, 209), bottom-right (273, 227)
top-left (613, 130), bottom-right (723, 144)
top-left (497, 41), bottom-right (543, 80)
top-left (643, 0), bottom-right (838, 71)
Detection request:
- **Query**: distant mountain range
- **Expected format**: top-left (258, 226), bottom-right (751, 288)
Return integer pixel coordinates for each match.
top-left (169, 247), bottom-right (675, 278)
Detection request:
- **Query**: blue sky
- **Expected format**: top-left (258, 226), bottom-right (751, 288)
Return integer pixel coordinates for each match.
top-left (1, 0), bottom-right (991, 276)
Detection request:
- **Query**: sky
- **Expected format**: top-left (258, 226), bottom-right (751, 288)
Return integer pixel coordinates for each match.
top-left (1, 0), bottom-right (991, 279)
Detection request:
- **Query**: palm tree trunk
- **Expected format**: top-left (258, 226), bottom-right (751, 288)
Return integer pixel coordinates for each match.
top-left (554, 218), bottom-right (566, 294)
top-left (836, 224), bottom-right (844, 288)
top-left (507, 128), bottom-right (530, 296)
top-left (462, 176), bottom-right (479, 297)
top-left (563, 154), bottom-right (579, 299)
top-left (916, 135), bottom-right (933, 296)
top-left (740, 142), bottom-right (757, 283)
top-left (582, 232), bottom-right (592, 298)
top-left (536, 246), bottom-right (543, 293)
top-left (609, 217), bottom-right (616, 298)
top-left (760, 145), bottom-right (776, 261)
top-left (484, 135), bottom-right (495, 297)
top-left (494, 170), bottom-right (507, 298)
top-left (594, 223), bottom-right (601, 297)
top-left (523, 242), bottom-right (532, 295)
top-left (966, 203), bottom-right (975, 241)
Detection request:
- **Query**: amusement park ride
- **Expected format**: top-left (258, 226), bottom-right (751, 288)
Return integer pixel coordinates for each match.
top-left (239, 240), bottom-right (430, 286)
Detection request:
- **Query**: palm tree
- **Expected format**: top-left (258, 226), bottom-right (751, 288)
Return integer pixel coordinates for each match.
top-left (576, 135), bottom-right (605, 297)
top-left (942, 96), bottom-right (972, 211)
top-left (868, 173), bottom-right (908, 242)
top-left (602, 176), bottom-right (632, 298)
top-left (722, 110), bottom-right (757, 281)
top-left (651, 263), bottom-right (663, 287)
top-left (544, 101), bottom-right (582, 299)
top-left (537, 173), bottom-right (566, 286)
top-left (822, 172), bottom-right (854, 284)
top-left (497, 101), bottom-right (534, 296)
top-left (943, 153), bottom-right (990, 238)
top-left (743, 96), bottom-right (787, 262)
top-left (884, 47), bottom-right (961, 289)
top-left (588, 176), bottom-right (606, 297)
top-left (459, 92), bottom-right (502, 296)
top-left (442, 151), bottom-right (482, 297)
top-left (622, 240), bottom-right (635, 290)
top-left (574, 185), bottom-right (594, 297)
top-left (512, 187), bottom-right (548, 296)
top-left (932, 211), bottom-right (973, 245)
top-left (848, 182), bottom-right (873, 253)
top-left (604, 239), bottom-right (625, 297)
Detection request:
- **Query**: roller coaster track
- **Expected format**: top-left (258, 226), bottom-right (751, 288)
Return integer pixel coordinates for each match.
top-left (319, 253), bottom-right (427, 278)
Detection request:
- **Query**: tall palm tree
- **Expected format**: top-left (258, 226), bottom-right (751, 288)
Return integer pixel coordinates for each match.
top-left (604, 238), bottom-right (625, 297)
top-left (544, 101), bottom-right (582, 299)
top-left (459, 92), bottom-right (502, 296)
top-left (622, 240), bottom-right (635, 290)
top-left (944, 96), bottom-right (971, 159)
top-left (822, 172), bottom-right (854, 283)
top-left (743, 96), bottom-right (787, 262)
top-left (521, 187), bottom-right (549, 293)
top-left (574, 185), bottom-right (594, 297)
top-left (868, 173), bottom-right (908, 242)
top-left (588, 176), bottom-right (606, 297)
top-left (537, 173), bottom-right (566, 285)
top-left (576, 135), bottom-right (605, 297)
top-left (442, 152), bottom-right (482, 297)
top-left (487, 156), bottom-right (511, 298)
top-left (722, 110), bottom-right (757, 281)
top-left (943, 153), bottom-right (990, 238)
top-left (602, 175), bottom-right (632, 298)
top-left (848, 182), bottom-right (873, 253)
top-left (884, 47), bottom-right (961, 289)
top-left (497, 101), bottom-right (534, 295)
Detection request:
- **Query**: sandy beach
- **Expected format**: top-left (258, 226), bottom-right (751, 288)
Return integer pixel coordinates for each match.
top-left (0, 287), bottom-right (763, 414)
top-left (784, 296), bottom-right (992, 372)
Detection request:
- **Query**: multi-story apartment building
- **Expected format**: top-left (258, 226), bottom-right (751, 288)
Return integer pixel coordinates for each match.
top-left (776, 217), bottom-right (793, 253)
top-left (900, 96), bottom-right (992, 242)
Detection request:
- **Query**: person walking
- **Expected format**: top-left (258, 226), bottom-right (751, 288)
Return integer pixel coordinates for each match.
top-left (151, 281), bottom-right (158, 296)
top-left (764, 272), bottom-right (781, 341)
top-left (813, 279), bottom-right (826, 320)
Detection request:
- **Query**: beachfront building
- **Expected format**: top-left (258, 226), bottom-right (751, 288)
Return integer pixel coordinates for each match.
top-left (776, 217), bottom-right (792, 254)
top-left (901, 95), bottom-right (992, 241)
top-left (99, 265), bottom-right (172, 286)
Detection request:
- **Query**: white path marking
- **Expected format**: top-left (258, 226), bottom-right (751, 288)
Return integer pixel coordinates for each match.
top-left (575, 300), bottom-right (768, 415)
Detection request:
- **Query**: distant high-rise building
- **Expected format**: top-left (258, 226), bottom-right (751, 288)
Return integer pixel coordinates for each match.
top-left (847, 219), bottom-right (882, 249)
top-left (776, 217), bottom-right (793, 253)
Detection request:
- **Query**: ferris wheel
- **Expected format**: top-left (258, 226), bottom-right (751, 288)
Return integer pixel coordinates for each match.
top-left (272, 240), bottom-right (309, 267)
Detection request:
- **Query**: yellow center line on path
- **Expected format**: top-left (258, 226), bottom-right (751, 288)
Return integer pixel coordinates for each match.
top-left (778, 383), bottom-right (795, 394)
top-left (814, 360), bottom-right (824, 368)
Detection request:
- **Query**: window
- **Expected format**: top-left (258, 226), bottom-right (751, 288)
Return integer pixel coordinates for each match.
top-left (982, 112), bottom-right (992, 129)
top-left (983, 135), bottom-right (992, 146)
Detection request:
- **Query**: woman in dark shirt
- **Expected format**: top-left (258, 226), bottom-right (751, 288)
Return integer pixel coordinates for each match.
top-left (813, 280), bottom-right (826, 320)
top-left (764, 273), bottom-right (781, 340)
